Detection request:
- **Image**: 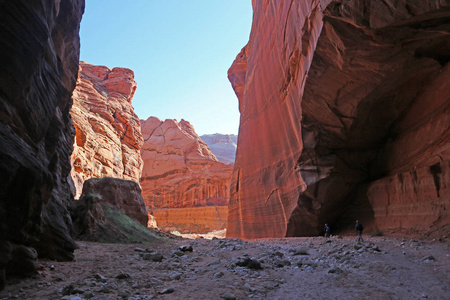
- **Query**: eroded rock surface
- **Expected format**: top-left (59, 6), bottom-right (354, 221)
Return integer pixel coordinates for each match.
top-left (227, 0), bottom-right (449, 239)
top-left (70, 177), bottom-right (150, 243)
top-left (141, 117), bottom-right (233, 233)
top-left (0, 0), bottom-right (84, 289)
top-left (70, 62), bottom-right (143, 198)
top-left (201, 134), bottom-right (238, 165)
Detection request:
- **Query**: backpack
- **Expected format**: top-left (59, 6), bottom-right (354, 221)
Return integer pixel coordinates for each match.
top-left (356, 223), bottom-right (363, 231)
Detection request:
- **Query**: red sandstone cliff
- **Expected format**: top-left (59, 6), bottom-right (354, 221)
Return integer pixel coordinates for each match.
top-left (141, 117), bottom-right (233, 233)
top-left (227, 0), bottom-right (449, 239)
top-left (70, 62), bottom-right (143, 198)
top-left (0, 0), bottom-right (84, 289)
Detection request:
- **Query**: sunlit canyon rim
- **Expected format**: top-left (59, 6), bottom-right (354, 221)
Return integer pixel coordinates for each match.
top-left (70, 62), bottom-right (144, 198)
top-left (227, 0), bottom-right (449, 239)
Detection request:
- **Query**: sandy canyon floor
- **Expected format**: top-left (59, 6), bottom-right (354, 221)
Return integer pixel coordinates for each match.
top-left (1, 235), bottom-right (449, 300)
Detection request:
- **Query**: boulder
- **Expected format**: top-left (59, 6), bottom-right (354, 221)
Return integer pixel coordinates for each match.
top-left (70, 177), bottom-right (152, 243)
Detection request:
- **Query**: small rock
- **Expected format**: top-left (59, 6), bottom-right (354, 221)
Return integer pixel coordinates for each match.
top-left (421, 294), bottom-right (428, 298)
top-left (179, 245), bottom-right (193, 252)
top-left (423, 255), bottom-right (436, 261)
top-left (170, 272), bottom-right (182, 280)
top-left (214, 271), bottom-right (224, 279)
top-left (158, 287), bottom-right (175, 294)
top-left (134, 247), bottom-right (146, 252)
top-left (93, 273), bottom-right (107, 282)
top-left (116, 273), bottom-right (130, 279)
top-left (236, 258), bottom-right (263, 270)
top-left (50, 265), bottom-right (55, 271)
top-left (221, 292), bottom-right (237, 300)
top-left (143, 252), bottom-right (164, 262)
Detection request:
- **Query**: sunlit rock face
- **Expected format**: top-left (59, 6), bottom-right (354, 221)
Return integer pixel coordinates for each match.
top-left (140, 117), bottom-right (233, 233)
top-left (227, 0), bottom-right (449, 239)
top-left (70, 62), bottom-right (143, 198)
top-left (0, 0), bottom-right (84, 289)
top-left (201, 134), bottom-right (238, 165)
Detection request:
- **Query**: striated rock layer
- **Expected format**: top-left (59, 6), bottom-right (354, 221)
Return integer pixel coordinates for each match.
top-left (70, 62), bottom-right (143, 198)
top-left (141, 117), bottom-right (233, 233)
top-left (0, 0), bottom-right (84, 289)
top-left (227, 0), bottom-right (449, 239)
top-left (201, 134), bottom-right (238, 165)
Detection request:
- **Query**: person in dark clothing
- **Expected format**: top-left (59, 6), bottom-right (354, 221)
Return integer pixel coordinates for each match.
top-left (324, 223), bottom-right (331, 238)
top-left (355, 220), bottom-right (364, 242)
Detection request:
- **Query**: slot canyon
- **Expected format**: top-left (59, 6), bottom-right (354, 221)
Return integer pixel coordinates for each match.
top-left (0, 0), bottom-right (449, 298)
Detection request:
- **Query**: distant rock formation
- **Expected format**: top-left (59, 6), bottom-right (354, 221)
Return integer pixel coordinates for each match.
top-left (227, 0), bottom-right (450, 239)
top-left (70, 177), bottom-right (155, 243)
top-left (70, 62), bottom-right (143, 198)
top-left (201, 134), bottom-right (238, 165)
top-left (140, 117), bottom-right (233, 233)
top-left (0, 0), bottom-right (84, 289)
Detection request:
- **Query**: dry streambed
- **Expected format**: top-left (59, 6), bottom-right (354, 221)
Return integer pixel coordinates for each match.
top-left (1, 236), bottom-right (449, 299)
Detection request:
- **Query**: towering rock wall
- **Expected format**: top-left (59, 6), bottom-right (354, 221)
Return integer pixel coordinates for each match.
top-left (0, 0), bottom-right (84, 289)
top-left (141, 117), bottom-right (233, 233)
top-left (227, 0), bottom-right (449, 239)
top-left (70, 62), bottom-right (144, 198)
top-left (201, 134), bottom-right (238, 165)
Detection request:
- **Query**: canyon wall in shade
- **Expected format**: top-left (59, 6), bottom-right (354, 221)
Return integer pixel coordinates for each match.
top-left (70, 62), bottom-right (143, 198)
top-left (0, 0), bottom-right (84, 289)
top-left (227, 0), bottom-right (449, 239)
top-left (141, 117), bottom-right (233, 233)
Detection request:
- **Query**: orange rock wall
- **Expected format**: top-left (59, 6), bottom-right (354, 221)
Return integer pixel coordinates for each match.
top-left (70, 62), bottom-right (143, 198)
top-left (227, 0), bottom-right (449, 239)
top-left (141, 117), bottom-right (233, 232)
top-left (150, 207), bottom-right (228, 234)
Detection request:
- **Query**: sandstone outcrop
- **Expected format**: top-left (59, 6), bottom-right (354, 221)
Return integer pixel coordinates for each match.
top-left (141, 117), bottom-right (233, 233)
top-left (227, 0), bottom-right (449, 239)
top-left (201, 134), bottom-right (238, 165)
top-left (0, 0), bottom-right (84, 289)
top-left (70, 177), bottom-right (153, 243)
top-left (70, 62), bottom-right (143, 198)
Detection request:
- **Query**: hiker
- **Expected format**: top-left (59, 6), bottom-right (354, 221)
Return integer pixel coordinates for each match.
top-left (355, 220), bottom-right (364, 242)
top-left (324, 223), bottom-right (331, 238)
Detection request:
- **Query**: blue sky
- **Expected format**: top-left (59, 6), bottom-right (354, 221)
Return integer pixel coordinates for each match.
top-left (79, 1), bottom-right (252, 135)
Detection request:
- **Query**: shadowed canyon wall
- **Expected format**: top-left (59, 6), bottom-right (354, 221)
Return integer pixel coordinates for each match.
top-left (70, 62), bottom-right (143, 198)
top-left (141, 117), bottom-right (233, 233)
top-left (227, 0), bottom-right (449, 239)
top-left (0, 0), bottom-right (84, 289)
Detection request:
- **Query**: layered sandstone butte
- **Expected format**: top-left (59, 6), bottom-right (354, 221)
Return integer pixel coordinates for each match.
top-left (201, 134), bottom-right (238, 165)
top-left (141, 117), bottom-right (233, 233)
top-left (70, 62), bottom-right (143, 198)
top-left (227, 0), bottom-right (449, 239)
top-left (0, 0), bottom-right (84, 289)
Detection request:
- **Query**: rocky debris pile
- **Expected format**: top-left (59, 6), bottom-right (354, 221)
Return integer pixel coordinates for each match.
top-left (70, 178), bottom-right (158, 244)
top-left (1, 236), bottom-right (448, 299)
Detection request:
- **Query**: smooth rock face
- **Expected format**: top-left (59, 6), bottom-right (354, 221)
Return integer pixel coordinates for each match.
top-left (70, 62), bottom-right (143, 198)
top-left (0, 0), bottom-right (84, 289)
top-left (201, 134), bottom-right (238, 165)
top-left (140, 117), bottom-right (233, 233)
top-left (70, 177), bottom-right (149, 242)
top-left (227, 0), bottom-right (449, 239)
